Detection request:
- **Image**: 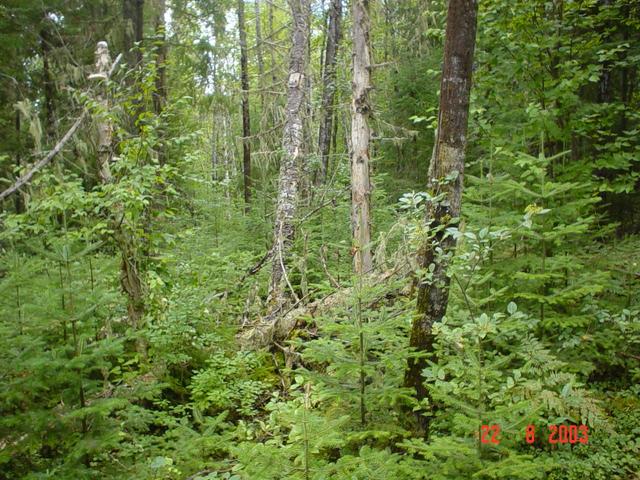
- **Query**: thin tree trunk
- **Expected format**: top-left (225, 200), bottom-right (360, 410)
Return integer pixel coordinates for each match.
top-left (153, 0), bottom-right (167, 164)
top-left (14, 109), bottom-right (25, 212)
top-left (153, 0), bottom-right (167, 115)
top-left (269, 0), bottom-right (277, 84)
top-left (123, 0), bottom-right (134, 61)
top-left (268, 0), bottom-right (310, 309)
top-left (317, 0), bottom-right (342, 183)
top-left (351, 0), bottom-right (373, 274)
top-left (134, 0), bottom-right (144, 65)
top-left (123, 0), bottom-right (144, 66)
top-left (255, 0), bottom-right (265, 110)
top-left (238, 0), bottom-right (252, 210)
top-left (404, 0), bottom-right (479, 435)
top-left (40, 20), bottom-right (56, 143)
top-left (123, 0), bottom-right (145, 136)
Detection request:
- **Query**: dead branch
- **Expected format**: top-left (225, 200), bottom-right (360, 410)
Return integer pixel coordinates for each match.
top-left (320, 245), bottom-right (341, 288)
top-left (0, 52), bottom-right (123, 203)
top-left (0, 112), bottom-right (87, 202)
top-left (238, 270), bottom-right (409, 350)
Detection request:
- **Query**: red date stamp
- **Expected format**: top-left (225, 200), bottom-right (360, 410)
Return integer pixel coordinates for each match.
top-left (479, 424), bottom-right (589, 445)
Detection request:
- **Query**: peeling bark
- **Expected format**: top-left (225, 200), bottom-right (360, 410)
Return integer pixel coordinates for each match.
top-left (351, 0), bottom-right (373, 274)
top-left (268, 0), bottom-right (311, 310)
top-left (91, 41), bottom-right (114, 183)
top-left (404, 0), bottom-right (479, 435)
top-left (89, 43), bottom-right (146, 343)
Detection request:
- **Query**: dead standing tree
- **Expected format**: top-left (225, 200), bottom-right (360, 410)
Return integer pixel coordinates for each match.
top-left (404, 0), bottom-right (479, 435)
top-left (351, 0), bottom-right (373, 274)
top-left (89, 41), bottom-right (115, 183)
top-left (268, 0), bottom-right (310, 309)
top-left (238, 0), bottom-right (311, 348)
top-left (89, 42), bottom-right (146, 348)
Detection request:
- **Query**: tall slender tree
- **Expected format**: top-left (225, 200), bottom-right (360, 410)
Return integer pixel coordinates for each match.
top-left (351, 0), bottom-right (373, 274)
top-left (154, 0), bottom-right (168, 164)
top-left (404, 0), bottom-right (479, 434)
top-left (153, 0), bottom-right (167, 116)
top-left (317, 0), bottom-right (342, 184)
top-left (40, 16), bottom-right (56, 143)
top-left (237, 0), bottom-right (252, 209)
top-left (255, 0), bottom-right (265, 110)
top-left (268, 0), bottom-right (311, 309)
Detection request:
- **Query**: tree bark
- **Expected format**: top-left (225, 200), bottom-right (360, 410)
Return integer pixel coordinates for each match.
top-left (268, 0), bottom-right (277, 84)
top-left (404, 0), bottom-right (479, 435)
top-left (14, 109), bottom-right (25, 213)
top-left (351, 0), bottom-right (373, 274)
top-left (153, 0), bottom-right (167, 116)
top-left (255, 0), bottom-right (265, 110)
top-left (91, 42), bottom-right (115, 183)
top-left (40, 20), bottom-right (56, 143)
top-left (317, 0), bottom-right (342, 183)
top-left (123, 0), bottom-right (144, 67)
top-left (153, 0), bottom-right (167, 164)
top-left (268, 0), bottom-right (310, 309)
top-left (238, 0), bottom-right (252, 209)
top-left (90, 43), bottom-right (146, 347)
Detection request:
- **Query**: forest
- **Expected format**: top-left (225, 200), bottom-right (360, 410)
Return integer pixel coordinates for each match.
top-left (0, 0), bottom-right (639, 478)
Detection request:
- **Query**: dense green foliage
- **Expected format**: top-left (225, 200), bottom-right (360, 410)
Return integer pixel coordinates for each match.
top-left (0, 0), bottom-right (639, 479)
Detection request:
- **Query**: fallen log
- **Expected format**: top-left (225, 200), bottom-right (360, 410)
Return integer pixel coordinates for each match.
top-left (238, 269), bottom-right (410, 349)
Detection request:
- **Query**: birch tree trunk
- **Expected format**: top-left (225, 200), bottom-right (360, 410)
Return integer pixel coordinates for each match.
top-left (237, 0), bottom-right (252, 210)
top-left (351, 0), bottom-right (373, 274)
top-left (90, 43), bottom-right (146, 349)
top-left (404, 0), bottom-right (479, 434)
top-left (268, 0), bottom-right (310, 309)
top-left (317, 0), bottom-right (342, 184)
top-left (91, 42), bottom-right (114, 183)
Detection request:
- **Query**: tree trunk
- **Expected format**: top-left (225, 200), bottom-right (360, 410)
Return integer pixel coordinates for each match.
top-left (404, 0), bottom-right (479, 435)
top-left (351, 0), bottom-right (373, 274)
top-left (90, 42), bottom-right (146, 352)
top-left (268, 0), bottom-right (310, 309)
top-left (14, 109), bottom-right (25, 213)
top-left (153, 0), bottom-right (167, 164)
top-left (40, 20), bottom-right (56, 144)
top-left (123, 0), bottom-right (144, 67)
top-left (317, 0), bottom-right (342, 184)
top-left (269, 0), bottom-right (277, 84)
top-left (153, 0), bottom-right (167, 115)
top-left (92, 42), bottom-right (114, 183)
top-left (238, 0), bottom-right (252, 210)
top-left (255, 0), bottom-right (265, 110)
